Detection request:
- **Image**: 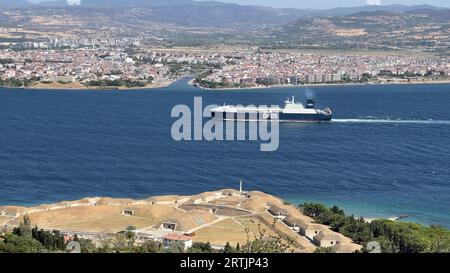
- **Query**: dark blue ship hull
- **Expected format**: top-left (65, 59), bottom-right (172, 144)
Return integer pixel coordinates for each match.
top-left (279, 113), bottom-right (332, 122)
top-left (211, 112), bottom-right (332, 122)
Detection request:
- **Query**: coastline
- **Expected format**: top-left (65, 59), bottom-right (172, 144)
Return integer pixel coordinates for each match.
top-left (0, 189), bottom-right (364, 253)
top-left (0, 191), bottom-right (419, 227)
top-left (193, 79), bottom-right (450, 91)
top-left (2, 78), bottom-right (449, 92)
top-left (0, 80), bottom-right (176, 91)
top-left (2, 190), bottom-right (448, 254)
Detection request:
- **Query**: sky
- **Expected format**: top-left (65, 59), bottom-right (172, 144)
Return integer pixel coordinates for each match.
top-left (210, 0), bottom-right (450, 9)
top-left (28, 0), bottom-right (450, 9)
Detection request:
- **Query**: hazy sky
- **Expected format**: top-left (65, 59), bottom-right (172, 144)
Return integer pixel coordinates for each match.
top-left (29, 0), bottom-right (450, 9)
top-left (209, 0), bottom-right (450, 9)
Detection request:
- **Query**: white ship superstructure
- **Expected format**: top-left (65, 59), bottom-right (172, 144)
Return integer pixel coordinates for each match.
top-left (210, 96), bottom-right (332, 122)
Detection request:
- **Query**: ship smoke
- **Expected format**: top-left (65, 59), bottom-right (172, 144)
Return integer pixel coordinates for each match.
top-left (305, 89), bottom-right (315, 100)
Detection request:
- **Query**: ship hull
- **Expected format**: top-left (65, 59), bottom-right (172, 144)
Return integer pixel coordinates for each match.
top-left (211, 112), bottom-right (332, 122)
top-left (279, 113), bottom-right (332, 122)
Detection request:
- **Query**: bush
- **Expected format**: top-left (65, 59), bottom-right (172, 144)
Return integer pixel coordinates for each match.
top-left (314, 247), bottom-right (337, 253)
top-left (188, 242), bottom-right (214, 253)
top-left (300, 203), bottom-right (450, 253)
top-left (85, 79), bottom-right (147, 88)
top-left (0, 234), bottom-right (46, 253)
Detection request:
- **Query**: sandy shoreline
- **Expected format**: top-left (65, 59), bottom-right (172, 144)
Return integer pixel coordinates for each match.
top-left (0, 80), bottom-right (176, 91)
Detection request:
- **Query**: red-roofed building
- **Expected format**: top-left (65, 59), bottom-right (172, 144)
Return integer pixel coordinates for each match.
top-left (63, 235), bottom-right (74, 244)
top-left (163, 233), bottom-right (193, 250)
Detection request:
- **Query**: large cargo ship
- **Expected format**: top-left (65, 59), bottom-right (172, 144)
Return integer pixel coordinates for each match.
top-left (210, 96), bottom-right (332, 122)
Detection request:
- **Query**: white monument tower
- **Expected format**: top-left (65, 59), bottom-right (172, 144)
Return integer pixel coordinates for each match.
top-left (239, 180), bottom-right (243, 195)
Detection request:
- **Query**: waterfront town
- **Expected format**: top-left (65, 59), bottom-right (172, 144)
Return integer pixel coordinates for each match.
top-left (1, 2), bottom-right (450, 90)
top-left (199, 51), bottom-right (450, 88)
top-left (1, 46), bottom-right (449, 89)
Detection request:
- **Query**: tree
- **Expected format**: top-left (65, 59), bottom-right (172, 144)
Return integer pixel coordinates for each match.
top-left (165, 242), bottom-right (185, 253)
top-left (75, 238), bottom-right (98, 253)
top-left (188, 242), bottom-right (214, 253)
top-left (97, 237), bottom-right (115, 253)
top-left (301, 202), bottom-right (450, 253)
top-left (300, 203), bottom-right (329, 219)
top-left (124, 231), bottom-right (135, 249)
top-left (223, 242), bottom-right (237, 253)
top-left (0, 234), bottom-right (45, 253)
top-left (339, 217), bottom-right (373, 243)
top-left (367, 236), bottom-right (396, 253)
top-left (111, 235), bottom-right (130, 252)
top-left (31, 227), bottom-right (65, 251)
top-left (132, 240), bottom-right (162, 253)
top-left (314, 247), bottom-right (336, 253)
top-left (97, 234), bottom-right (130, 253)
top-left (13, 215), bottom-right (32, 238)
top-left (424, 235), bottom-right (450, 253)
top-left (330, 206), bottom-right (345, 216)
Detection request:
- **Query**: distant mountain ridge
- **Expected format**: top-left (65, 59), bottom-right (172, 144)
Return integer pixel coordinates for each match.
top-left (304, 4), bottom-right (446, 16)
top-left (0, 0), bottom-right (197, 8)
top-left (1, 0), bottom-right (448, 14)
top-left (0, 0), bottom-right (31, 8)
top-left (80, 0), bottom-right (195, 8)
top-left (0, 1), bottom-right (449, 28)
top-left (274, 8), bottom-right (450, 52)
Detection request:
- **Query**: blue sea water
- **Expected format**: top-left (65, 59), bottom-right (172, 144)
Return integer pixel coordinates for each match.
top-left (0, 80), bottom-right (449, 227)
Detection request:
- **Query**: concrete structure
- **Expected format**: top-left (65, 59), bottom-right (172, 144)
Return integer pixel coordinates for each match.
top-left (267, 205), bottom-right (289, 220)
top-left (312, 231), bottom-right (348, 247)
top-left (282, 216), bottom-right (307, 232)
top-left (299, 223), bottom-right (329, 241)
top-left (121, 209), bottom-right (135, 216)
top-left (160, 222), bottom-right (177, 231)
top-left (332, 242), bottom-right (363, 253)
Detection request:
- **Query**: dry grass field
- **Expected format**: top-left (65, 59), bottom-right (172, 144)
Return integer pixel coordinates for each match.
top-left (0, 189), bottom-right (358, 252)
top-left (193, 218), bottom-right (248, 246)
top-left (28, 80), bottom-right (174, 90)
top-left (0, 216), bottom-right (12, 226)
top-left (10, 204), bottom-right (217, 233)
top-left (46, 215), bottom-right (158, 233)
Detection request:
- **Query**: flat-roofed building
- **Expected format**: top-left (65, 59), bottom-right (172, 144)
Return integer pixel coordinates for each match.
top-left (267, 205), bottom-right (288, 220)
top-left (332, 242), bottom-right (362, 253)
top-left (312, 231), bottom-right (352, 247)
top-left (299, 223), bottom-right (329, 241)
top-left (283, 216), bottom-right (307, 232)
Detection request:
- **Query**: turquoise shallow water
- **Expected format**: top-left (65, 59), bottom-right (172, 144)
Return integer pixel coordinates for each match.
top-left (0, 81), bottom-right (449, 227)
